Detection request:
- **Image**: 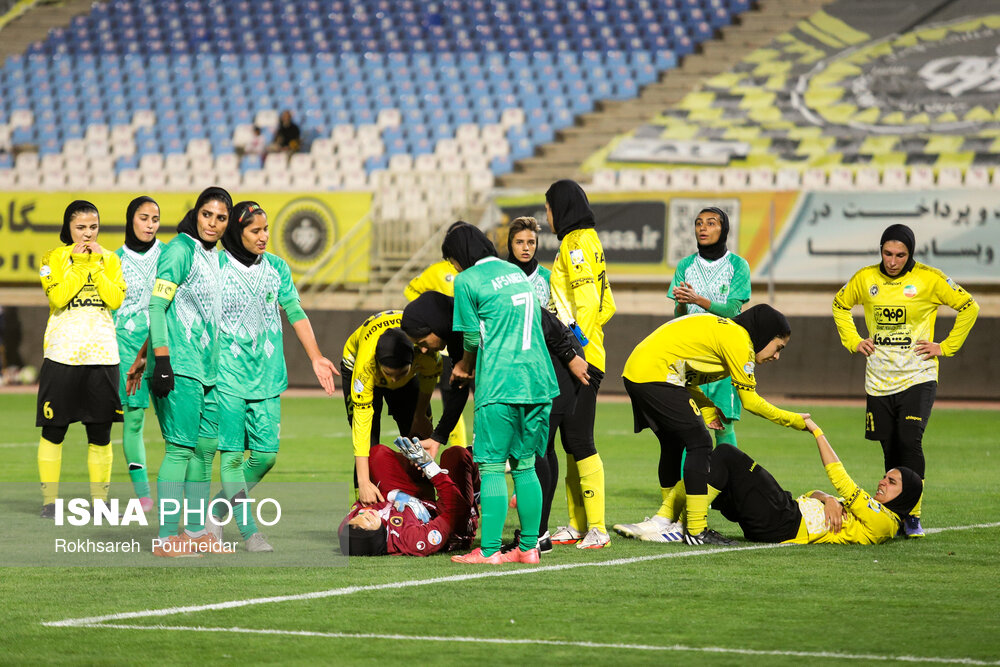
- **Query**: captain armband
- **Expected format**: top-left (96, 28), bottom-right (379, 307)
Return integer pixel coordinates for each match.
top-left (152, 279), bottom-right (178, 301)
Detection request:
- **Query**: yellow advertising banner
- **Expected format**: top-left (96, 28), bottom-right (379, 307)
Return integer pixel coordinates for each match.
top-left (496, 190), bottom-right (800, 277)
top-left (0, 191), bottom-right (372, 284)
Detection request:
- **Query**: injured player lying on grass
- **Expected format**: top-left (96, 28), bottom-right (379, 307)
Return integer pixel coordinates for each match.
top-left (338, 437), bottom-right (479, 557)
top-left (616, 417), bottom-right (923, 545)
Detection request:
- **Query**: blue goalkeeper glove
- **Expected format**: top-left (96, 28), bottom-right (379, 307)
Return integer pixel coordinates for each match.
top-left (568, 321), bottom-right (589, 347)
top-left (393, 436), bottom-right (433, 468)
top-left (387, 490), bottom-right (431, 524)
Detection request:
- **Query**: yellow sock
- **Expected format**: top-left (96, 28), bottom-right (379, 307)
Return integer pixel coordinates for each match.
top-left (38, 437), bottom-right (63, 505)
top-left (88, 443), bottom-right (113, 501)
top-left (576, 453), bottom-right (606, 533)
top-left (686, 494), bottom-right (709, 536)
top-left (657, 485), bottom-right (677, 520)
top-left (564, 455), bottom-right (587, 532)
top-left (707, 484), bottom-right (722, 505)
top-left (669, 480), bottom-right (688, 521)
top-left (447, 414), bottom-right (468, 447)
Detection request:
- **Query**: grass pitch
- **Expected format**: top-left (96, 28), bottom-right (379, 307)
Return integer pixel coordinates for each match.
top-left (0, 392), bottom-right (998, 665)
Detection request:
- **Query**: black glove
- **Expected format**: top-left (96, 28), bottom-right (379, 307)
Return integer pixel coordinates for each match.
top-left (150, 355), bottom-right (174, 398)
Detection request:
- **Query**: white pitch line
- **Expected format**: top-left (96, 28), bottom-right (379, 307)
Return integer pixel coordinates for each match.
top-left (71, 623), bottom-right (1000, 666)
top-left (43, 521), bottom-right (1000, 630)
top-left (44, 543), bottom-right (786, 627)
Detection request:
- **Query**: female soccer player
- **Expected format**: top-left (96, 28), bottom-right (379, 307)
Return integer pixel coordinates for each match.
top-left (668, 207), bottom-right (750, 448)
top-left (545, 179), bottom-right (615, 549)
top-left (203, 201), bottom-right (338, 552)
top-left (507, 216), bottom-right (551, 307)
top-left (668, 421), bottom-right (923, 545)
top-left (36, 201), bottom-right (126, 518)
top-left (619, 304), bottom-right (809, 545)
top-left (114, 196), bottom-right (161, 511)
top-left (444, 223), bottom-right (558, 565)
top-left (145, 186), bottom-right (231, 556)
top-left (832, 223), bottom-right (978, 538)
top-left (341, 312), bottom-right (441, 506)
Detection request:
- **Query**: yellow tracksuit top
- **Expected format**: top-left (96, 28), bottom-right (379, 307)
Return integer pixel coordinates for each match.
top-left (404, 260), bottom-right (456, 301)
top-left (623, 314), bottom-right (805, 430)
top-left (40, 245), bottom-right (126, 365)
top-left (549, 228), bottom-right (615, 373)
top-left (832, 262), bottom-right (978, 396)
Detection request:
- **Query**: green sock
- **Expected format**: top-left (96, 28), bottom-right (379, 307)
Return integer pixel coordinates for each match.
top-left (242, 450), bottom-right (277, 491)
top-left (215, 451), bottom-right (258, 539)
top-left (478, 462), bottom-right (508, 557)
top-left (714, 417), bottom-right (738, 447)
top-left (157, 443), bottom-right (193, 538)
top-left (184, 437), bottom-right (217, 534)
top-left (510, 458), bottom-right (542, 551)
top-left (122, 407), bottom-right (150, 498)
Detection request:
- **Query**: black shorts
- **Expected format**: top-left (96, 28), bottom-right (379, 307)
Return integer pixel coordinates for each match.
top-left (624, 379), bottom-right (703, 434)
top-left (865, 381), bottom-right (936, 442)
top-left (36, 359), bottom-right (123, 427)
top-left (709, 444), bottom-right (802, 543)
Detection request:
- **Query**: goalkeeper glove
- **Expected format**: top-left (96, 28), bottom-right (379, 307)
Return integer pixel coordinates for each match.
top-left (393, 436), bottom-right (438, 474)
top-left (387, 490), bottom-right (431, 524)
top-left (568, 321), bottom-right (589, 347)
top-left (150, 355), bottom-right (174, 398)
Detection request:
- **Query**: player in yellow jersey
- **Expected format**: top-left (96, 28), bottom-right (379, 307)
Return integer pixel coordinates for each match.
top-left (832, 224), bottom-right (978, 538)
top-left (341, 311), bottom-right (442, 505)
top-left (545, 180), bottom-right (614, 549)
top-left (665, 419), bottom-right (923, 545)
top-left (618, 305), bottom-right (809, 545)
top-left (403, 255), bottom-right (467, 449)
top-left (36, 201), bottom-right (126, 518)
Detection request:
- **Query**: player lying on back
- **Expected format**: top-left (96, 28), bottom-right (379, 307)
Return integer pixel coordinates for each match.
top-left (662, 420), bottom-right (923, 545)
top-left (338, 437), bottom-right (478, 556)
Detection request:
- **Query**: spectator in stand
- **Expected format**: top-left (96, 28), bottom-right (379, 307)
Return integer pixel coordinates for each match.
top-left (269, 111), bottom-right (301, 154)
top-left (245, 126), bottom-right (267, 165)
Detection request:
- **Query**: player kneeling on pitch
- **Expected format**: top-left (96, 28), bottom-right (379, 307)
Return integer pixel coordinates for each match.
top-left (338, 437), bottom-right (478, 557)
top-left (667, 419), bottom-right (922, 544)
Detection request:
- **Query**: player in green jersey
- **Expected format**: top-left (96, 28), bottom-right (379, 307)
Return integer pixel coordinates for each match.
top-left (145, 186), bottom-right (232, 557)
top-left (114, 196), bottom-right (161, 512)
top-left (444, 223), bottom-right (559, 565)
top-left (205, 201), bottom-right (338, 552)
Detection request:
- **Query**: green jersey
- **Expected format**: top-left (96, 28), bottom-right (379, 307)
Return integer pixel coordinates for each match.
top-left (453, 257), bottom-right (558, 406)
top-left (114, 240), bottom-right (162, 365)
top-left (217, 251), bottom-right (305, 400)
top-left (668, 252), bottom-right (751, 318)
top-left (528, 265), bottom-right (551, 309)
top-left (147, 233), bottom-right (222, 385)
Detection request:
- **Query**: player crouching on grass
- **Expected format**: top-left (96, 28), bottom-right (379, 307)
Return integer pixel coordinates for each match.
top-left (338, 437), bottom-right (478, 556)
top-left (616, 304), bottom-right (809, 546)
top-left (663, 420), bottom-right (923, 545)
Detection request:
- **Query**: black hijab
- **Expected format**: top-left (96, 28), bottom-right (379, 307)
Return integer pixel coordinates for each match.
top-left (697, 207), bottom-right (729, 262)
top-left (401, 291), bottom-right (454, 340)
top-left (375, 328), bottom-right (415, 370)
top-left (178, 186), bottom-right (232, 250)
top-left (223, 201), bottom-right (265, 267)
top-left (124, 196), bottom-right (158, 253)
top-left (732, 304), bottom-right (791, 353)
top-left (545, 179), bottom-right (595, 241)
top-left (441, 222), bottom-right (498, 270)
top-left (506, 225), bottom-right (538, 276)
top-left (61, 200), bottom-right (99, 245)
top-left (883, 466), bottom-right (923, 519)
top-left (879, 224), bottom-right (916, 278)
top-left (338, 521), bottom-right (388, 557)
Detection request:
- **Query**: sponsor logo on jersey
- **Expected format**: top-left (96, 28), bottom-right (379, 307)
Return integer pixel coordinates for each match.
top-left (445, 274), bottom-right (453, 282)
top-left (903, 285), bottom-right (917, 298)
top-left (40, 265), bottom-right (51, 277)
top-left (874, 306), bottom-right (906, 325)
top-left (353, 378), bottom-right (364, 393)
top-left (905, 415), bottom-right (923, 421)
top-left (946, 277), bottom-right (959, 290)
top-left (868, 499), bottom-right (882, 513)
top-left (428, 529), bottom-right (442, 545)
top-left (569, 248), bottom-right (585, 265)
top-left (389, 516), bottom-right (403, 527)
top-left (416, 541), bottom-right (426, 551)
top-left (869, 285), bottom-right (879, 296)
top-left (743, 362), bottom-right (755, 375)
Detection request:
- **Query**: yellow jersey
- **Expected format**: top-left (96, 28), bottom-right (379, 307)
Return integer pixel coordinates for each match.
top-left (404, 260), bottom-right (456, 301)
top-left (40, 245), bottom-right (126, 366)
top-left (342, 311), bottom-right (442, 457)
top-left (549, 228), bottom-right (615, 372)
top-left (786, 462), bottom-right (900, 545)
top-left (623, 314), bottom-right (805, 430)
top-left (832, 262), bottom-right (978, 396)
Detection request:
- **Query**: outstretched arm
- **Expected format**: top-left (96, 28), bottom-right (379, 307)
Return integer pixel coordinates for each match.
top-left (291, 317), bottom-right (338, 395)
